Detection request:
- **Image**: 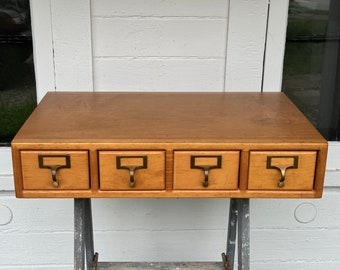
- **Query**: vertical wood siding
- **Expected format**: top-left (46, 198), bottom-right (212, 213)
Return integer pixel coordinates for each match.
top-left (50, 0), bottom-right (93, 91)
top-left (91, 0), bottom-right (228, 91)
top-left (224, 0), bottom-right (269, 91)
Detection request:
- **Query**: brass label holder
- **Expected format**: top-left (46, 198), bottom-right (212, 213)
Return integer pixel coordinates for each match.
top-left (38, 155), bottom-right (71, 188)
top-left (116, 156), bottom-right (148, 187)
top-left (191, 155), bottom-right (222, 187)
top-left (266, 155), bottom-right (299, 187)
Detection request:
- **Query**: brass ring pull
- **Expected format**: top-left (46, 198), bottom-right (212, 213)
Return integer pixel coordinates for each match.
top-left (267, 156), bottom-right (299, 187)
top-left (38, 155), bottom-right (71, 188)
top-left (191, 155), bottom-right (222, 188)
top-left (116, 156), bottom-right (148, 188)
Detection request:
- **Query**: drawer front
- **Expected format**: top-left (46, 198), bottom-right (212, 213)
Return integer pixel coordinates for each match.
top-left (99, 151), bottom-right (165, 190)
top-left (248, 151), bottom-right (317, 190)
top-left (21, 151), bottom-right (90, 190)
top-left (173, 151), bottom-right (240, 190)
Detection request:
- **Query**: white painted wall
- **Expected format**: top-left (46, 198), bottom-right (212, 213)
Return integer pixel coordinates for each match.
top-left (1, 0), bottom-right (340, 269)
top-left (92, 0), bottom-right (227, 92)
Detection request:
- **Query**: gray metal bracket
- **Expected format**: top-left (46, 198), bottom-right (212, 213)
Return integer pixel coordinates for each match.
top-left (74, 198), bottom-right (249, 270)
top-left (222, 198), bottom-right (250, 270)
top-left (74, 198), bottom-right (98, 270)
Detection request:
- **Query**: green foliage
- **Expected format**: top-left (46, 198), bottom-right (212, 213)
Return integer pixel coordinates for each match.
top-left (0, 98), bottom-right (36, 143)
top-left (283, 42), bottom-right (325, 75)
top-left (286, 18), bottom-right (328, 39)
top-left (283, 5), bottom-right (328, 76)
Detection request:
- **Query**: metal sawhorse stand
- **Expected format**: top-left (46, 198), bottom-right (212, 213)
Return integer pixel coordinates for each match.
top-left (222, 198), bottom-right (250, 270)
top-left (74, 198), bottom-right (250, 270)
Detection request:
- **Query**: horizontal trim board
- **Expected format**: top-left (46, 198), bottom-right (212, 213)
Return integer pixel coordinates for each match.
top-left (92, 18), bottom-right (227, 57)
top-left (91, 0), bottom-right (228, 17)
top-left (2, 190), bottom-right (340, 234)
top-left (326, 142), bottom-right (340, 170)
top-left (0, 266), bottom-right (72, 270)
top-left (0, 233), bottom-right (73, 265)
top-left (247, 261), bottom-right (340, 270)
top-left (94, 56), bottom-right (225, 60)
top-left (1, 229), bottom-right (339, 264)
top-left (0, 176), bottom-right (14, 191)
top-left (0, 148), bottom-right (13, 175)
top-left (92, 16), bottom-right (227, 19)
top-left (93, 59), bottom-right (225, 91)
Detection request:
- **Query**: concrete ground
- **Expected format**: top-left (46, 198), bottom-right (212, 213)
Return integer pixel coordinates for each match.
top-left (96, 262), bottom-right (225, 270)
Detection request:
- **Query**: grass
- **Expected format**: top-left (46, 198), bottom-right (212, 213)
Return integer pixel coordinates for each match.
top-left (283, 41), bottom-right (325, 75)
top-left (0, 98), bottom-right (36, 144)
top-left (286, 17), bottom-right (328, 39)
top-left (283, 13), bottom-right (328, 76)
top-left (282, 3), bottom-right (330, 134)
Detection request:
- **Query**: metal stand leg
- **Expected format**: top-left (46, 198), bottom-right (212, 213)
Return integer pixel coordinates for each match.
top-left (74, 198), bottom-right (98, 270)
top-left (222, 198), bottom-right (250, 270)
top-left (222, 199), bottom-right (238, 270)
top-left (237, 199), bottom-right (250, 270)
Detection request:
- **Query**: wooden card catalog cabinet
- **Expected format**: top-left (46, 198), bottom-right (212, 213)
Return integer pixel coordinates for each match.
top-left (11, 92), bottom-right (328, 199)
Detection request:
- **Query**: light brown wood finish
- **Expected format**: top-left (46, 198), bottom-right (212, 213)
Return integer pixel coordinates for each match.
top-left (20, 150), bottom-right (89, 190)
top-left (99, 151), bottom-right (165, 190)
top-left (248, 151), bottom-right (317, 190)
top-left (173, 151), bottom-right (239, 190)
top-left (11, 92), bottom-right (328, 198)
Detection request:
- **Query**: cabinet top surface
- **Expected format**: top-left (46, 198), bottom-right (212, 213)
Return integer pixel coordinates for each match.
top-left (12, 92), bottom-right (326, 144)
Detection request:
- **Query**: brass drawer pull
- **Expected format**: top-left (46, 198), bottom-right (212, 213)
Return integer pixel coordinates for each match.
top-left (267, 156), bottom-right (299, 187)
top-left (38, 155), bottom-right (71, 188)
top-left (116, 156), bottom-right (148, 187)
top-left (191, 155), bottom-right (222, 187)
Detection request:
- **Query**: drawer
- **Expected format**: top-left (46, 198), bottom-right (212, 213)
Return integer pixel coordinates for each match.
top-left (173, 151), bottom-right (240, 190)
top-left (248, 151), bottom-right (317, 190)
top-left (99, 151), bottom-right (165, 190)
top-left (20, 151), bottom-right (90, 190)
